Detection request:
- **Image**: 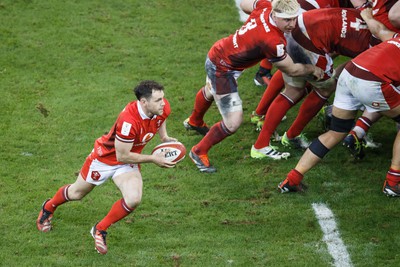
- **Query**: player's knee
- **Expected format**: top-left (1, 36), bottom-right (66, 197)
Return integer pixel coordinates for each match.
top-left (308, 138), bottom-right (330, 159)
top-left (330, 115), bottom-right (354, 133)
top-left (124, 194), bottom-right (142, 209)
top-left (67, 184), bottom-right (91, 200)
top-left (223, 119), bottom-right (242, 133)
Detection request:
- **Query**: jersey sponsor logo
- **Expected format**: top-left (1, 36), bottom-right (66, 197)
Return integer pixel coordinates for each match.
top-left (91, 171), bottom-right (101, 181)
top-left (159, 148), bottom-right (178, 158)
top-left (130, 132), bottom-right (154, 147)
top-left (276, 44), bottom-right (285, 57)
top-left (121, 121), bottom-right (132, 136)
top-left (142, 132), bottom-right (154, 143)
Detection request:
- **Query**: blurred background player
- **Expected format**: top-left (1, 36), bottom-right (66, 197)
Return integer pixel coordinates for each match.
top-left (183, 0), bottom-right (324, 172)
top-left (278, 36), bottom-right (400, 196)
top-left (36, 81), bottom-right (178, 254)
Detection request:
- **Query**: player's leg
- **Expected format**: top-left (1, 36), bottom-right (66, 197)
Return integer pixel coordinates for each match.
top-left (282, 87), bottom-right (332, 149)
top-left (189, 67), bottom-right (242, 173)
top-left (383, 131), bottom-right (400, 196)
top-left (190, 95), bottom-right (242, 173)
top-left (278, 106), bottom-right (357, 192)
top-left (381, 106), bottom-right (400, 196)
top-left (350, 110), bottom-right (381, 139)
top-left (183, 85), bottom-right (213, 135)
top-left (278, 67), bottom-right (357, 192)
top-left (98, 170), bottom-right (142, 231)
top-left (343, 110), bottom-right (382, 157)
top-left (184, 57), bottom-right (215, 136)
top-left (91, 166), bottom-right (142, 254)
top-left (389, 0), bottom-right (400, 28)
top-left (251, 82), bottom-right (305, 160)
top-left (251, 70), bottom-right (285, 131)
top-left (37, 173), bottom-right (95, 232)
top-left (282, 49), bottom-right (336, 148)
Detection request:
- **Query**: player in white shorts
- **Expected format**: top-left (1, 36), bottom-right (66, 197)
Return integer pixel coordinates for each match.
top-left (278, 36), bottom-right (400, 197)
top-left (36, 80), bottom-right (178, 254)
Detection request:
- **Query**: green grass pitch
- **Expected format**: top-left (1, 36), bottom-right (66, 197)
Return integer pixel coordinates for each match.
top-left (1, 0), bottom-right (399, 266)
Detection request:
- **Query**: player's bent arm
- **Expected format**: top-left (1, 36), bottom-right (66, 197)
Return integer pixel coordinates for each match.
top-left (389, 0), bottom-right (400, 29)
top-left (115, 139), bottom-right (176, 167)
top-left (240, 0), bottom-right (257, 14)
top-left (361, 8), bottom-right (397, 41)
top-left (273, 56), bottom-right (324, 80)
top-left (158, 121), bottom-right (177, 143)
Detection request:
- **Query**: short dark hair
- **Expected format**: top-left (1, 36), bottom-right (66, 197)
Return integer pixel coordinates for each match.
top-left (133, 80), bottom-right (164, 100)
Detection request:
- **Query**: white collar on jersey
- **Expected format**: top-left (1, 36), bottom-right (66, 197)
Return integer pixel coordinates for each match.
top-left (137, 100), bottom-right (156, 120)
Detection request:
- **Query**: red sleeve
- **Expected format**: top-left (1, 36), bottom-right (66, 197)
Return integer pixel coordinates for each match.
top-left (254, 0), bottom-right (272, 10)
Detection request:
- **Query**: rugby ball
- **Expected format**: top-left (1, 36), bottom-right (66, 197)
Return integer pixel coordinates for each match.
top-left (151, 141), bottom-right (186, 163)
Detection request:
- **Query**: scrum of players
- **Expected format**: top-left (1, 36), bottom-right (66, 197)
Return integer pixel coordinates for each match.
top-left (183, 0), bottom-right (400, 197)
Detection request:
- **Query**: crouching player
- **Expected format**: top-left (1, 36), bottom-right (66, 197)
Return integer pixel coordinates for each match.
top-left (36, 81), bottom-right (178, 254)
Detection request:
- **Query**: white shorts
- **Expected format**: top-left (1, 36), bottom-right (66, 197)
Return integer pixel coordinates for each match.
top-left (80, 152), bottom-right (139, 185)
top-left (334, 64), bottom-right (399, 112)
top-left (205, 57), bottom-right (243, 114)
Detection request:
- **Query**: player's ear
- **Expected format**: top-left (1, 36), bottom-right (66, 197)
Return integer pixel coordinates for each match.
top-left (139, 97), bottom-right (147, 104)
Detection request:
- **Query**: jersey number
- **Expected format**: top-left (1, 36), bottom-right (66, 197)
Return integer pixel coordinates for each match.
top-left (350, 18), bottom-right (368, 31)
top-left (238, 19), bottom-right (257, 35)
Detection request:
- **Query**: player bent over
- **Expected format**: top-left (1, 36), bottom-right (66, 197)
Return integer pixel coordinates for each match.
top-left (183, 0), bottom-right (324, 172)
top-left (36, 81), bottom-right (178, 254)
top-left (278, 36), bottom-right (400, 196)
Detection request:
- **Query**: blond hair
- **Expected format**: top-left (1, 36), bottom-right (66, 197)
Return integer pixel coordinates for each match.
top-left (272, 0), bottom-right (300, 18)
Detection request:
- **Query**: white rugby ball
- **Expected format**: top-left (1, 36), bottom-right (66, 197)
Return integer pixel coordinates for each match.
top-left (151, 141), bottom-right (186, 163)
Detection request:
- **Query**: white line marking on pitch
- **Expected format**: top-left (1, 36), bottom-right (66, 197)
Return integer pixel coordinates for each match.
top-left (312, 203), bottom-right (353, 267)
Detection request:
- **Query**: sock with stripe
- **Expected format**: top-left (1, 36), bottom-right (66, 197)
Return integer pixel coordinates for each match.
top-left (352, 116), bottom-right (372, 139)
top-left (194, 121), bottom-right (233, 155)
top-left (44, 184), bottom-right (71, 213)
top-left (287, 169), bottom-right (304, 186)
top-left (96, 199), bottom-right (136, 231)
top-left (386, 168), bottom-right (400, 187)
